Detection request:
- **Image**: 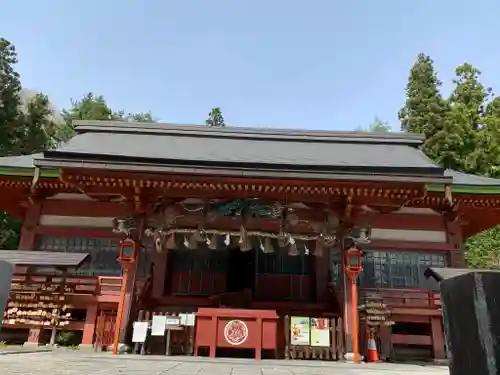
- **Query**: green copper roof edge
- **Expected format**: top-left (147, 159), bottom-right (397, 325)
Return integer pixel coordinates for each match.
top-left (428, 183), bottom-right (500, 195)
top-left (0, 167), bottom-right (59, 178)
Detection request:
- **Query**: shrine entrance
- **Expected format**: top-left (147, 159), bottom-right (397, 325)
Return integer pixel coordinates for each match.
top-left (226, 246), bottom-right (255, 295)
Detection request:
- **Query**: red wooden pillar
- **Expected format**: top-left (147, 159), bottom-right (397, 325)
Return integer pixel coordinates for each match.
top-left (80, 304), bottom-right (98, 349)
top-left (342, 271), bottom-right (355, 358)
top-left (431, 316), bottom-right (446, 360)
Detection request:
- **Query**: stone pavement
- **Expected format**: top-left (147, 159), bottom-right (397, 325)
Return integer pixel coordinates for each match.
top-left (0, 351), bottom-right (449, 375)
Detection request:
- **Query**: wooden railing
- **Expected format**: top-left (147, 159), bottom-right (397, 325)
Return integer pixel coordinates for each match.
top-left (10, 273), bottom-right (124, 297)
top-left (360, 288), bottom-right (441, 309)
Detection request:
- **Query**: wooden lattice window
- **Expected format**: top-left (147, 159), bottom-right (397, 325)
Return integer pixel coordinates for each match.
top-left (359, 250), bottom-right (447, 290)
top-left (36, 236), bottom-right (122, 276)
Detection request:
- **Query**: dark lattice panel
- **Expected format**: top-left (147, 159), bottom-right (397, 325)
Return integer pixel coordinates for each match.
top-left (36, 236), bottom-right (122, 276)
top-left (359, 250), bottom-right (446, 290)
top-left (256, 242), bottom-right (313, 276)
top-left (167, 245), bottom-right (228, 295)
top-left (441, 272), bottom-right (500, 375)
top-left (0, 260), bottom-right (13, 325)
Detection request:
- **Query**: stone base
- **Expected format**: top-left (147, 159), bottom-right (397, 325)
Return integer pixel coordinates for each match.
top-left (23, 342), bottom-right (41, 348)
top-left (78, 344), bottom-right (94, 351)
top-left (117, 343), bottom-right (131, 354)
top-left (344, 352), bottom-right (363, 363)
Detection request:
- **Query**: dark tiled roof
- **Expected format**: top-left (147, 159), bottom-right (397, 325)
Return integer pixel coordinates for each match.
top-left (0, 251), bottom-right (89, 268)
top-left (0, 154), bottom-right (38, 169)
top-left (424, 267), bottom-right (500, 282)
top-left (444, 170), bottom-right (500, 186)
top-left (33, 121), bottom-right (449, 183)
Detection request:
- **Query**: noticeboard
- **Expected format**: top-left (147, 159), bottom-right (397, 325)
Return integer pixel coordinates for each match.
top-left (290, 316), bottom-right (310, 346)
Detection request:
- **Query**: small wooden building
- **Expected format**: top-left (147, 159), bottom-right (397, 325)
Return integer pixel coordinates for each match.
top-left (1, 120), bottom-right (500, 360)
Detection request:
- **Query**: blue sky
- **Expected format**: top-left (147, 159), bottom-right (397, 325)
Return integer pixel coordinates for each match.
top-left (2, 1), bottom-right (500, 131)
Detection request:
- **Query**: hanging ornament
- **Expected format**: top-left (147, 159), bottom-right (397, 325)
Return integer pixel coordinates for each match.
top-left (264, 237), bottom-right (275, 254)
top-left (313, 237), bottom-right (324, 257)
top-left (224, 233), bottom-right (231, 246)
top-left (193, 229), bottom-right (205, 242)
top-left (183, 235), bottom-right (197, 250)
top-left (239, 224), bottom-right (252, 252)
top-left (288, 235), bottom-right (299, 256)
top-left (207, 234), bottom-right (218, 250)
top-left (165, 233), bottom-right (177, 250)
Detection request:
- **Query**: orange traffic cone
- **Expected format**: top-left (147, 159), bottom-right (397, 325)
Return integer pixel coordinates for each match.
top-left (366, 332), bottom-right (380, 362)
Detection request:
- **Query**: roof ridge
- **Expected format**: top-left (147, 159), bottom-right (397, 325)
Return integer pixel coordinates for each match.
top-left (73, 120), bottom-right (424, 145)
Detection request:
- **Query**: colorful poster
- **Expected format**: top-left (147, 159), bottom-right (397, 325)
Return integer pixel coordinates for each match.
top-left (310, 318), bottom-right (330, 347)
top-left (290, 316), bottom-right (310, 345)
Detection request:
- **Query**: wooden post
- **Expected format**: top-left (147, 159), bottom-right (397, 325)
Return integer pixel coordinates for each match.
top-left (431, 316), bottom-right (446, 360)
top-left (81, 304), bottom-right (98, 348)
top-left (140, 310), bottom-right (150, 355)
top-left (284, 315), bottom-right (290, 359)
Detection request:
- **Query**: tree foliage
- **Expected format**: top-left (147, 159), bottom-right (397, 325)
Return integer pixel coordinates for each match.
top-left (0, 38), bottom-right (62, 249)
top-left (0, 38), bottom-right (156, 249)
top-left (61, 93), bottom-right (155, 140)
top-left (399, 54), bottom-right (500, 269)
top-left (357, 117), bottom-right (391, 133)
top-left (205, 107), bottom-right (225, 127)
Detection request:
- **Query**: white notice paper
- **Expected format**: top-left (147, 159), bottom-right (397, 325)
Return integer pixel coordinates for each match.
top-left (132, 321), bottom-right (148, 343)
top-left (151, 315), bottom-right (167, 336)
top-left (185, 313), bottom-right (195, 327)
top-left (179, 313), bottom-right (195, 326)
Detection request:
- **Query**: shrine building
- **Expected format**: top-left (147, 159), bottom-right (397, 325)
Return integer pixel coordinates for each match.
top-left (1, 120), bottom-right (500, 361)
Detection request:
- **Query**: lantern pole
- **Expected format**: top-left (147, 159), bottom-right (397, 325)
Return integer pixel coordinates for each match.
top-left (112, 264), bottom-right (129, 355)
top-left (112, 239), bottom-right (137, 355)
top-left (350, 272), bottom-right (359, 364)
top-left (345, 247), bottom-right (363, 364)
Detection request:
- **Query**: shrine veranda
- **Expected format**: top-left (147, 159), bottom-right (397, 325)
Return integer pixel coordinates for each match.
top-left (1, 120), bottom-right (500, 361)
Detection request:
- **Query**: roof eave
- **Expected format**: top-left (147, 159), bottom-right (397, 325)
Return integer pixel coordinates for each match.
top-left (428, 183), bottom-right (500, 195)
top-left (0, 167), bottom-right (59, 178)
top-left (35, 157), bottom-right (451, 185)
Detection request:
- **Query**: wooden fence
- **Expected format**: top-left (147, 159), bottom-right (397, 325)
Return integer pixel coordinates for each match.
top-left (132, 310), bottom-right (195, 356)
top-left (284, 316), bottom-right (344, 360)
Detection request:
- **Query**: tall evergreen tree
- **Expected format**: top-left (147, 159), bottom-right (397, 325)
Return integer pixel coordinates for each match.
top-left (398, 54), bottom-right (447, 135)
top-left (0, 38), bottom-right (61, 249)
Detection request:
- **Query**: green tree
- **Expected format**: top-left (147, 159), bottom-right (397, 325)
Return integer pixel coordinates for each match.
top-left (356, 117), bottom-right (391, 132)
top-left (400, 55), bottom-right (500, 269)
top-left (205, 107), bottom-right (225, 127)
top-left (0, 38), bottom-right (61, 249)
top-left (61, 93), bottom-right (155, 140)
top-left (466, 227), bottom-right (500, 270)
top-left (398, 53), bottom-right (449, 161)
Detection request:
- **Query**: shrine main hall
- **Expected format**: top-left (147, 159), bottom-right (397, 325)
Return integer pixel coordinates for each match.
top-left (1, 120), bottom-right (500, 361)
